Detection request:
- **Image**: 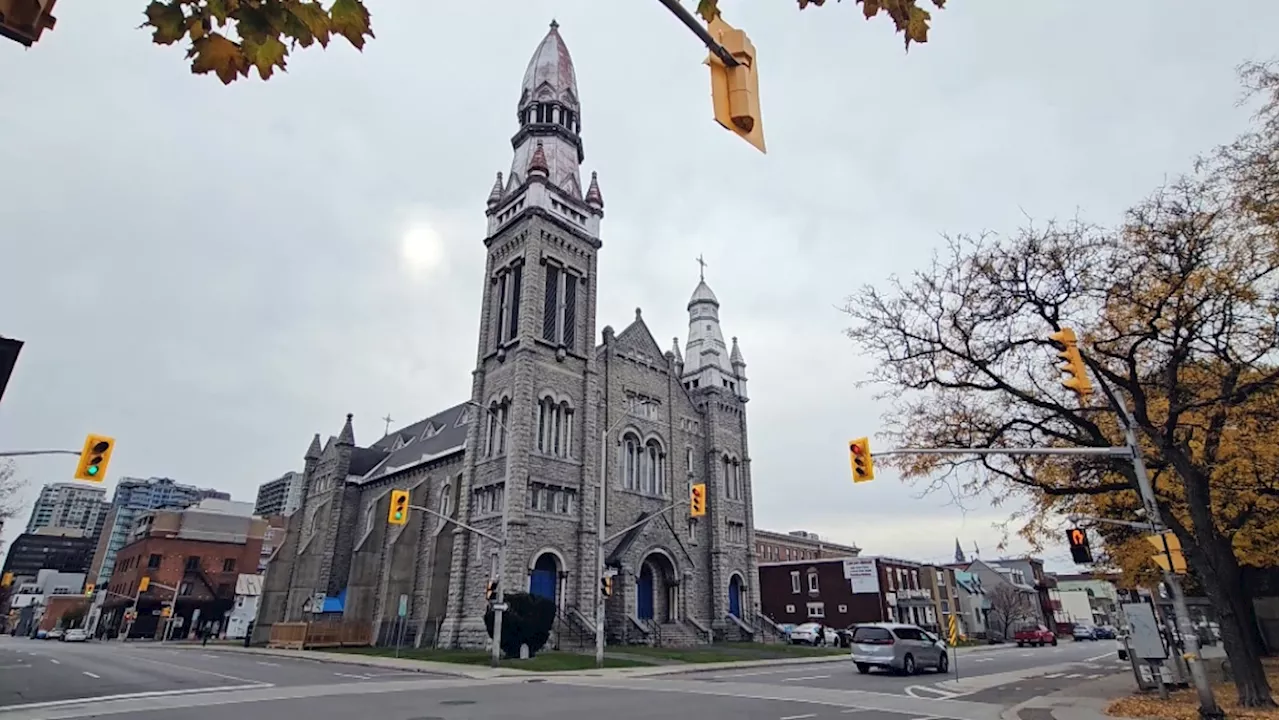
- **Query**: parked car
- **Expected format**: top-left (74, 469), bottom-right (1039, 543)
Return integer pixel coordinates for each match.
top-left (62, 628), bottom-right (88, 643)
top-left (1014, 624), bottom-right (1057, 647)
top-left (45, 628), bottom-right (64, 641)
top-left (1094, 625), bottom-right (1116, 640)
top-left (789, 622), bottom-right (840, 646)
top-left (849, 622), bottom-right (949, 675)
top-left (1072, 624), bottom-right (1099, 641)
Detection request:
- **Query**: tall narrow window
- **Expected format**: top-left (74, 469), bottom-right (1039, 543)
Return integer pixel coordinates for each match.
top-left (506, 264), bottom-right (522, 342)
top-left (543, 265), bottom-right (560, 342)
top-left (562, 272), bottom-right (577, 349)
top-left (494, 273), bottom-right (509, 348)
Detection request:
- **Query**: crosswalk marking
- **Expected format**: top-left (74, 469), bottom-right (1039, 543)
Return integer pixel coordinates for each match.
top-left (1042, 673), bottom-right (1065, 679)
top-left (781, 675), bottom-right (831, 682)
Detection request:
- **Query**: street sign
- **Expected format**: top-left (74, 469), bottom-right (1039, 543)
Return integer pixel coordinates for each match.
top-left (311, 592), bottom-right (325, 612)
top-left (602, 568), bottom-right (618, 578)
top-left (397, 594), bottom-right (408, 618)
top-left (491, 603), bottom-right (509, 612)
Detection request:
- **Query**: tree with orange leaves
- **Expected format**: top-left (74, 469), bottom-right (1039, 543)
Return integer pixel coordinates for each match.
top-left (842, 62), bottom-right (1277, 707)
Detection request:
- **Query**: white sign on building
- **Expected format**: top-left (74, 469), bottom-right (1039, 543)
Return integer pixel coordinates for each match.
top-left (843, 558), bottom-right (881, 594)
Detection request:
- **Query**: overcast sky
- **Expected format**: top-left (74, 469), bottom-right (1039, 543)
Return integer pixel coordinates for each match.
top-left (1, 1), bottom-right (1275, 570)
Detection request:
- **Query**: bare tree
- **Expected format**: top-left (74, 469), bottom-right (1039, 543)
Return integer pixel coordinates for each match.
top-left (0, 460), bottom-right (25, 546)
top-left (842, 63), bottom-right (1277, 707)
top-left (985, 584), bottom-right (1033, 642)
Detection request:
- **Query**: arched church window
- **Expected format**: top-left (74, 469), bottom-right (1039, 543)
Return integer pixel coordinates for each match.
top-left (644, 440), bottom-right (664, 495)
top-left (621, 434), bottom-right (640, 490)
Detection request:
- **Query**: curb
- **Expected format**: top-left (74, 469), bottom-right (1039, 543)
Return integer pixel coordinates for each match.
top-left (165, 644), bottom-right (492, 679)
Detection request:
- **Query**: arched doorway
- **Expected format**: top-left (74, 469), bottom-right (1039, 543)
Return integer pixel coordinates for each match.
top-left (636, 565), bottom-right (655, 620)
top-left (636, 551), bottom-right (679, 622)
top-left (728, 574), bottom-right (743, 617)
top-left (530, 553), bottom-right (559, 605)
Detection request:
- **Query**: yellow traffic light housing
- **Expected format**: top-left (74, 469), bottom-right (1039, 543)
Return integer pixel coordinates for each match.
top-left (161, 605), bottom-right (172, 618)
top-left (1, 572), bottom-right (12, 588)
top-left (0, 0), bottom-right (58, 47)
top-left (138, 576), bottom-right (150, 593)
top-left (849, 437), bottom-right (874, 482)
top-left (689, 483), bottom-right (707, 517)
top-left (706, 16), bottom-right (765, 154)
top-left (485, 580), bottom-right (498, 601)
top-left (84, 583), bottom-right (95, 597)
top-left (1047, 328), bottom-right (1093, 399)
top-left (601, 576), bottom-right (613, 598)
top-left (74, 434), bottom-right (115, 482)
top-left (388, 489), bottom-right (410, 526)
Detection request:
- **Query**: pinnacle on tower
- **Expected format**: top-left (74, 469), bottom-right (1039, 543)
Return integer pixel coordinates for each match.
top-left (730, 336), bottom-right (745, 366)
top-left (487, 172), bottom-right (504, 208)
top-left (529, 141), bottom-right (549, 177)
top-left (305, 433), bottom-right (322, 460)
top-left (671, 337), bottom-right (684, 364)
top-left (585, 171), bottom-right (603, 209)
top-left (337, 413), bottom-right (355, 446)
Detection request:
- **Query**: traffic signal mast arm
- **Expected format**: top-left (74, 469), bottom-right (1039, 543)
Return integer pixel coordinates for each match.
top-left (602, 498), bottom-right (687, 545)
top-left (404, 502), bottom-right (505, 545)
top-left (655, 0), bottom-right (741, 69)
top-left (0, 449), bottom-right (83, 457)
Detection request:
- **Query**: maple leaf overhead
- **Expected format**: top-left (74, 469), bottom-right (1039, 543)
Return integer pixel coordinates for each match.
top-left (140, 0), bottom-right (374, 83)
top-left (695, 0), bottom-right (947, 50)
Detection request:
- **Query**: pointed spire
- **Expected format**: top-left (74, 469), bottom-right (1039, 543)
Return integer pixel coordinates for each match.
top-left (337, 413), bottom-right (355, 446)
top-left (305, 433), bottom-right (322, 460)
top-left (486, 171), bottom-right (504, 208)
top-left (671, 337), bottom-right (684, 364)
top-left (730, 336), bottom-right (745, 366)
top-left (585, 171), bottom-right (603, 209)
top-left (528, 141), bottom-right (549, 178)
top-left (954, 538), bottom-right (966, 563)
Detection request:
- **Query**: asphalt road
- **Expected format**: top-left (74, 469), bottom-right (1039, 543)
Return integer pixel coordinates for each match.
top-left (0, 635), bottom-right (445, 711)
top-left (673, 639), bottom-right (1127, 706)
top-left (0, 673), bottom-right (1006, 720)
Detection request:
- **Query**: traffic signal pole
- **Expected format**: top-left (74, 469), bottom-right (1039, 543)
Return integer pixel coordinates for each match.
top-left (654, 0), bottom-right (741, 69)
top-left (0, 449), bottom-right (81, 457)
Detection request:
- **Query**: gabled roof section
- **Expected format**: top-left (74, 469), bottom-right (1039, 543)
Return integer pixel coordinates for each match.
top-left (361, 402), bottom-right (471, 483)
top-left (613, 309), bottom-right (666, 362)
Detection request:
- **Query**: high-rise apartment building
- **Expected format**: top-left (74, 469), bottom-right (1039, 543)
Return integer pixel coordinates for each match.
top-left (88, 477), bottom-right (231, 587)
top-left (252, 471), bottom-right (305, 517)
top-left (24, 483), bottom-right (110, 538)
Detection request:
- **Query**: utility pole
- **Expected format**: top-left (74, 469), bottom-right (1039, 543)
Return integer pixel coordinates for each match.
top-left (468, 401), bottom-right (512, 669)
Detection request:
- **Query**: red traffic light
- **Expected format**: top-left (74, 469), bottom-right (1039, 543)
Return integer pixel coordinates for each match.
top-left (850, 443), bottom-right (863, 456)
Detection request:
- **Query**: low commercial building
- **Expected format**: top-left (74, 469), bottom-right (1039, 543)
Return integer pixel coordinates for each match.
top-left (755, 529), bottom-right (860, 564)
top-left (758, 555), bottom-right (934, 630)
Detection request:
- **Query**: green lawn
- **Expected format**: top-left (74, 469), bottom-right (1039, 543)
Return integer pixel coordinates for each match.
top-left (613, 642), bottom-right (847, 664)
top-left (335, 646), bottom-right (646, 671)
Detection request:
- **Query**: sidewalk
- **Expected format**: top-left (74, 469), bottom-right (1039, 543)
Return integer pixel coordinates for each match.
top-left (170, 639), bottom-right (1020, 680)
top-left (1000, 673), bottom-right (1136, 720)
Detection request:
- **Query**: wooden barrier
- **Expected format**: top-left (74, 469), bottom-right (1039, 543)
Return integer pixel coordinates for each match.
top-left (267, 620), bottom-right (371, 650)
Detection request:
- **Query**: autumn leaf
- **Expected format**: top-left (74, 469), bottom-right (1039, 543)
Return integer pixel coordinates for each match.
top-left (282, 0), bottom-right (332, 49)
top-left (189, 32), bottom-right (249, 84)
top-left (328, 0), bottom-right (373, 50)
top-left (695, 0), bottom-right (720, 23)
top-left (242, 34), bottom-right (288, 80)
top-left (143, 0), bottom-right (187, 45)
top-left (695, 0), bottom-right (945, 50)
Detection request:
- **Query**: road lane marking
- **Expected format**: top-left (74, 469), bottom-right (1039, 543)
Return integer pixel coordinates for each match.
top-left (904, 685), bottom-right (958, 700)
top-left (111, 650), bottom-right (263, 684)
top-left (49, 658), bottom-right (61, 664)
top-left (1042, 673), bottom-right (1064, 678)
top-left (255, 660), bottom-right (281, 667)
top-left (971, 657), bottom-right (994, 663)
top-left (1018, 652), bottom-right (1032, 657)
top-left (1084, 652), bottom-right (1114, 662)
top-left (0, 683), bottom-right (274, 713)
top-left (83, 671), bottom-right (101, 678)
top-left (709, 667), bottom-right (831, 679)
top-left (779, 714), bottom-right (817, 720)
top-left (840, 709), bottom-right (868, 714)
top-left (781, 675), bottom-right (831, 682)
top-left (333, 672), bottom-right (372, 680)
top-left (1064, 673), bottom-right (1083, 678)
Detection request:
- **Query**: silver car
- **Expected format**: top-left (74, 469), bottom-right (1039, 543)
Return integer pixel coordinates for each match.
top-left (849, 622), bottom-right (948, 675)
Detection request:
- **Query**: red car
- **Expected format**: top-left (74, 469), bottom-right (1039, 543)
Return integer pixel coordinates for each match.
top-left (1014, 624), bottom-right (1058, 647)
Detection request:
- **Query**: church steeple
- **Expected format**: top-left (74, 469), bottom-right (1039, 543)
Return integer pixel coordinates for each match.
top-left (682, 263), bottom-right (747, 400)
top-left (485, 21), bottom-right (602, 239)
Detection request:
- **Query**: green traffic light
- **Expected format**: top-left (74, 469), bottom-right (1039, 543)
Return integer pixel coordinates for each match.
top-left (86, 465), bottom-right (99, 476)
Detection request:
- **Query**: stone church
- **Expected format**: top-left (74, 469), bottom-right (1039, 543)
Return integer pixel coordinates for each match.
top-left (257, 22), bottom-right (761, 649)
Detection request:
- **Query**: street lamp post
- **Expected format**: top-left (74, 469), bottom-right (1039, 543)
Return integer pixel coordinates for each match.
top-left (595, 400), bottom-right (654, 668)
top-left (468, 401), bottom-right (512, 669)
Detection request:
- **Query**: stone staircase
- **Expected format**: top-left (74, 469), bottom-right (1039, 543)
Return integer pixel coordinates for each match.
top-left (656, 621), bottom-right (705, 647)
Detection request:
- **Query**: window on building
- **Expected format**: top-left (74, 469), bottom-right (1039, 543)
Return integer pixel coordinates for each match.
top-left (184, 556), bottom-right (201, 572)
top-left (686, 447), bottom-right (695, 476)
top-left (806, 602), bottom-right (825, 618)
top-left (541, 264), bottom-right (579, 350)
top-left (644, 439), bottom-right (664, 495)
top-left (473, 483), bottom-right (505, 516)
top-left (147, 553), bottom-right (162, 569)
top-left (722, 457), bottom-right (744, 500)
top-left (528, 482), bottom-right (576, 515)
top-left (494, 263), bottom-right (523, 346)
top-left (621, 433), bottom-right (640, 491)
top-left (484, 399), bottom-right (510, 457)
top-left (807, 571), bottom-right (820, 593)
top-left (222, 558), bottom-right (236, 573)
top-left (785, 604), bottom-right (796, 614)
top-left (179, 582), bottom-right (193, 596)
top-left (537, 397), bottom-right (575, 458)
top-left (687, 518), bottom-right (697, 543)
top-left (790, 571), bottom-right (801, 594)
top-left (838, 604), bottom-right (848, 614)
top-left (725, 520), bottom-right (746, 544)
top-left (911, 569), bottom-right (919, 589)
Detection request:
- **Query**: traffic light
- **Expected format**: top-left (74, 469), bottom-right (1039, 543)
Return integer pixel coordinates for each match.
top-left (1047, 328), bottom-right (1093, 399)
top-left (848, 437), bottom-right (875, 482)
top-left (689, 483), bottom-right (707, 517)
top-left (601, 576), bottom-right (613, 598)
top-left (137, 576), bottom-right (150, 593)
top-left (706, 16), bottom-right (765, 154)
top-left (83, 583), bottom-right (95, 597)
top-left (485, 580), bottom-right (497, 601)
top-left (388, 489), bottom-right (410, 526)
top-left (161, 605), bottom-right (172, 618)
top-left (1, 572), bottom-right (12, 588)
top-left (73, 434), bottom-right (115, 482)
top-left (0, 0), bottom-right (58, 47)
top-left (1067, 528), bottom-right (1093, 564)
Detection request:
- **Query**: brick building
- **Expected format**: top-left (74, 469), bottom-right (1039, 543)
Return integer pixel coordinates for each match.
top-left (99, 501), bottom-right (267, 639)
top-left (755, 529), bottom-right (860, 563)
top-left (759, 556), bottom-right (936, 631)
top-left (257, 21), bottom-right (761, 650)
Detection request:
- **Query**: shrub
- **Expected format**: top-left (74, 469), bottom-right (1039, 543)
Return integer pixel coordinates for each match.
top-left (483, 591), bottom-right (557, 658)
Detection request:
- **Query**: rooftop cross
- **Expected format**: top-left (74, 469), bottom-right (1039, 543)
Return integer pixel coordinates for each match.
top-left (696, 254), bottom-right (708, 281)
top-left (381, 414), bottom-right (394, 436)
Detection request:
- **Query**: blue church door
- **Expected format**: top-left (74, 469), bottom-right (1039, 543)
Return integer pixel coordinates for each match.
top-left (728, 575), bottom-right (742, 617)
top-left (530, 554), bottom-right (558, 605)
top-left (636, 565), bottom-right (654, 620)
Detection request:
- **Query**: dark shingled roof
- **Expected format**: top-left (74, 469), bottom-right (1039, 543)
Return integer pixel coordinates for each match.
top-left (358, 402), bottom-right (471, 483)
